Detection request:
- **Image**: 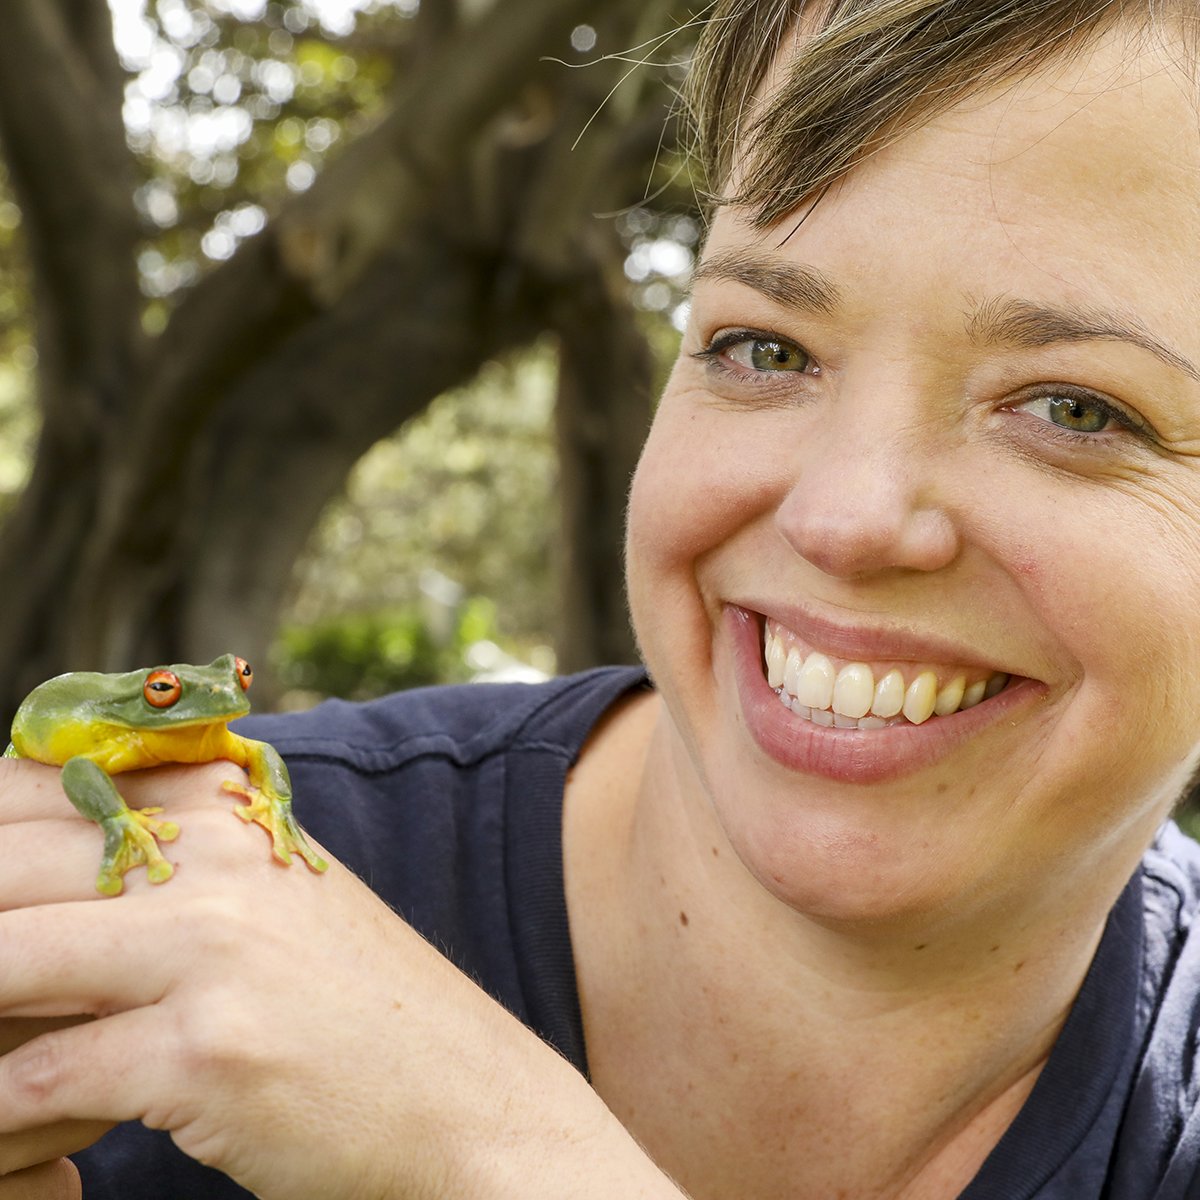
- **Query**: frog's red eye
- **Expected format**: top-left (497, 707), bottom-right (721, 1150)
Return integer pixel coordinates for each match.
top-left (234, 657), bottom-right (253, 691)
top-left (144, 670), bottom-right (182, 708)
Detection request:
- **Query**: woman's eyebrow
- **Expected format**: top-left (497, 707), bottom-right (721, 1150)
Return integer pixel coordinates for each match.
top-left (691, 252), bottom-right (1200, 384)
top-left (690, 249), bottom-right (842, 314)
top-left (965, 296), bottom-right (1200, 382)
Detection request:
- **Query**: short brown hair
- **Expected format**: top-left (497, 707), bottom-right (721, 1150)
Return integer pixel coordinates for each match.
top-left (685, 0), bottom-right (1189, 229)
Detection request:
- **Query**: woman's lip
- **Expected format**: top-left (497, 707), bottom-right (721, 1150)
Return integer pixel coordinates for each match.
top-left (727, 606), bottom-right (1045, 784)
top-left (741, 599), bottom-right (1015, 675)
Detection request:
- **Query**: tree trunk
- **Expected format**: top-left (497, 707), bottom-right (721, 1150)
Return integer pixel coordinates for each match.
top-left (552, 246), bottom-right (655, 672)
top-left (0, 0), bottom-right (693, 717)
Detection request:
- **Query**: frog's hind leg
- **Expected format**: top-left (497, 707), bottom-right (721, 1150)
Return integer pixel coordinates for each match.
top-left (61, 756), bottom-right (180, 896)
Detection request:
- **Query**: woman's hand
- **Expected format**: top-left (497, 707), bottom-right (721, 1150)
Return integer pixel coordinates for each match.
top-left (0, 759), bottom-right (684, 1200)
top-left (0, 1017), bottom-right (111, 1175)
top-left (0, 1159), bottom-right (80, 1200)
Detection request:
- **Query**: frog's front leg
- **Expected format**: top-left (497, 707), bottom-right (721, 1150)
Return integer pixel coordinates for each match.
top-left (61, 756), bottom-right (180, 896)
top-left (220, 737), bottom-right (327, 873)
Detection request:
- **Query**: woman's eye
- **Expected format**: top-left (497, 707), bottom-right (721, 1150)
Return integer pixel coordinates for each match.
top-left (1016, 393), bottom-right (1115, 433)
top-left (733, 338), bottom-right (810, 372)
top-left (698, 332), bottom-right (815, 374)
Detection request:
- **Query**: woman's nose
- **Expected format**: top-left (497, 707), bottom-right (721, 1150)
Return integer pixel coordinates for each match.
top-left (773, 413), bottom-right (961, 580)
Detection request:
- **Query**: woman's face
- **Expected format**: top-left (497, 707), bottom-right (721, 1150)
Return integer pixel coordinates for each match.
top-left (626, 25), bottom-right (1200, 924)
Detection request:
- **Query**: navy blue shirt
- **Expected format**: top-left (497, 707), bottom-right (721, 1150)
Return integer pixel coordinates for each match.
top-left (73, 668), bottom-right (1200, 1198)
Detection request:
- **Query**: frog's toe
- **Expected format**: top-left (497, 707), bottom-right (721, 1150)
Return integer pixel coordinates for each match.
top-left (146, 858), bottom-right (175, 884)
top-left (297, 842), bottom-right (328, 874)
top-left (94, 809), bottom-right (178, 895)
top-left (97, 856), bottom-right (174, 894)
top-left (224, 785), bottom-right (327, 874)
top-left (129, 805), bottom-right (179, 840)
top-left (95, 872), bottom-right (125, 898)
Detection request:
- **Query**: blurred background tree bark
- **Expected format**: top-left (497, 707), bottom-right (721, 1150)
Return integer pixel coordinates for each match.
top-left (0, 0), bottom-right (699, 715)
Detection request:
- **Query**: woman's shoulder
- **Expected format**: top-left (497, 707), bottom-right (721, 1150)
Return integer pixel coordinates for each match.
top-left (1141, 821), bottom-right (1200, 970)
top-left (237, 665), bottom-right (650, 775)
top-left (1107, 822), bottom-right (1200, 1199)
top-left (1136, 822), bottom-right (1200, 1062)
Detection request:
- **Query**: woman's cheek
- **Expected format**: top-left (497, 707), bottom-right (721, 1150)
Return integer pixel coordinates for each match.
top-left (628, 394), bottom-right (787, 571)
top-left (976, 473), bottom-right (1200, 780)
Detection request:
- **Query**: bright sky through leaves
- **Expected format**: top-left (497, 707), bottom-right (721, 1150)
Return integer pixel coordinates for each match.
top-left (107, 0), bottom-right (384, 52)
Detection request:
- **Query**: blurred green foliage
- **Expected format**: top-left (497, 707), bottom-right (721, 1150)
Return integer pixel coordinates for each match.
top-left (0, 172), bottom-right (37, 520)
top-left (1175, 805), bottom-right (1200, 842)
top-left (273, 594), bottom-right (503, 702)
top-left (274, 343), bottom-right (560, 699)
top-left (1, 2), bottom-right (696, 701)
top-left (120, 0), bottom-right (403, 328)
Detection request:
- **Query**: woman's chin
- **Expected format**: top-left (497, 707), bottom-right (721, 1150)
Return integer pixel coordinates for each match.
top-left (720, 799), bottom-right (973, 930)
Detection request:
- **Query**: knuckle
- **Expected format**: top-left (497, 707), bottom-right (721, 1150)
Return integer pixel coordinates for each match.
top-left (6, 1036), bottom-right (70, 1111)
top-left (179, 892), bottom-right (251, 956)
top-left (170, 988), bottom-right (263, 1080)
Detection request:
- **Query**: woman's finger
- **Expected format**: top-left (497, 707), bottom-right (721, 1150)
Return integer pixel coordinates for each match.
top-left (0, 822), bottom-right (113, 912)
top-left (0, 905), bottom-right (173, 1016)
top-left (0, 1124), bottom-right (112, 1178)
top-left (0, 1020), bottom-right (111, 1173)
top-left (0, 1020), bottom-right (89, 1060)
top-left (0, 763), bottom-right (77, 826)
top-left (0, 760), bottom-right (256, 912)
top-left (0, 1024), bottom-right (111, 1174)
top-left (0, 1158), bottom-right (80, 1200)
top-left (0, 1012), bottom-right (156, 1131)
top-left (0, 756), bottom-right (247, 820)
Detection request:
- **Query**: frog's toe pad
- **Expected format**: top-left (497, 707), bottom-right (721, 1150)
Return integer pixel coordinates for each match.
top-left (96, 874), bottom-right (124, 897)
top-left (95, 809), bottom-right (178, 896)
top-left (146, 859), bottom-right (174, 884)
top-left (137, 808), bottom-right (180, 842)
top-left (96, 857), bottom-right (174, 894)
top-left (222, 784), bottom-right (327, 874)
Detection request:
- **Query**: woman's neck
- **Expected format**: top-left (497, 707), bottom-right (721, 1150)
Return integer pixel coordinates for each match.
top-left (563, 694), bottom-right (1123, 1200)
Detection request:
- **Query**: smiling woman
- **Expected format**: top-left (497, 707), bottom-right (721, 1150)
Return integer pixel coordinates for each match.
top-left (630, 8), bottom-right (1200, 924)
top-left (5, 3), bottom-right (1200, 1200)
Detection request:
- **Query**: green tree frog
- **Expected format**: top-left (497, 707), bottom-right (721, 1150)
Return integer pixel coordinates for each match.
top-left (3, 654), bottom-right (328, 895)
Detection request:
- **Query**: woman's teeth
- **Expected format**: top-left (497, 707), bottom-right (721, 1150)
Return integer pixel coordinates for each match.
top-left (763, 626), bottom-right (1008, 729)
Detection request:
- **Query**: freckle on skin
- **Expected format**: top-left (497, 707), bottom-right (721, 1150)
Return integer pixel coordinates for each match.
top-left (1014, 960), bottom-right (1026, 973)
top-left (936, 782), bottom-right (948, 795)
top-left (680, 910), bottom-right (689, 926)
top-left (913, 943), bottom-right (928, 951)
top-left (711, 845), bottom-right (719, 857)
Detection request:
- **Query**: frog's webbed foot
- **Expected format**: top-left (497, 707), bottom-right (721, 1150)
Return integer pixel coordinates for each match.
top-left (61, 755), bottom-right (179, 896)
top-left (222, 780), bottom-right (328, 874)
top-left (96, 807), bottom-right (180, 896)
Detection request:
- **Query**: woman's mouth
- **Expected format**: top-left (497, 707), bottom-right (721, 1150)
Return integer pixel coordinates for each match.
top-left (728, 606), bottom-right (1041, 783)
top-left (762, 619), bottom-right (1011, 731)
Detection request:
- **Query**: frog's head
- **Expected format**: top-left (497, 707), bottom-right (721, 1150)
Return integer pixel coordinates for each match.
top-left (103, 653), bottom-right (255, 728)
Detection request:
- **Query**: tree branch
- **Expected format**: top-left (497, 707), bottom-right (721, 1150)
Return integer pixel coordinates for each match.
top-left (113, 0), bottom-right (621, 537)
top-left (272, 0), bottom-right (604, 303)
top-left (0, 0), bottom-right (142, 432)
